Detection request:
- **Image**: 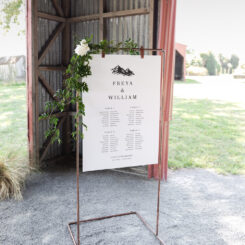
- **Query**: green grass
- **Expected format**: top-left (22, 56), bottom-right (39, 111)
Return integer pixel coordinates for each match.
top-left (169, 98), bottom-right (245, 174)
top-left (174, 78), bottom-right (200, 84)
top-left (0, 82), bottom-right (28, 160)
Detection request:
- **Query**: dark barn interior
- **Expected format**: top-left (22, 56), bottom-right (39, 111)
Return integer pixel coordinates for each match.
top-left (174, 50), bottom-right (184, 80)
top-left (27, 0), bottom-right (160, 166)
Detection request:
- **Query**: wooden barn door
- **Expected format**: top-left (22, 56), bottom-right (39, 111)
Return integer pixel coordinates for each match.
top-left (27, 0), bottom-right (162, 167)
top-left (27, 0), bottom-right (72, 166)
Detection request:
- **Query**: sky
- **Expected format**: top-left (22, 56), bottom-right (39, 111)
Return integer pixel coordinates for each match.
top-left (0, 28), bottom-right (26, 57)
top-left (176, 0), bottom-right (245, 63)
top-left (0, 0), bottom-right (245, 63)
top-left (0, 5), bottom-right (26, 57)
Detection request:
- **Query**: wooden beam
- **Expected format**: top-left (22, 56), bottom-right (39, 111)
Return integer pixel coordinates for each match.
top-left (52, 0), bottom-right (64, 17)
top-left (62, 0), bottom-right (72, 155)
top-left (38, 22), bottom-right (65, 65)
top-left (67, 8), bottom-right (149, 23)
top-left (26, 0), bottom-right (39, 166)
top-left (149, 0), bottom-right (155, 51)
top-left (38, 72), bottom-right (59, 102)
top-left (68, 13), bottom-right (100, 23)
top-left (99, 0), bottom-right (104, 40)
top-left (37, 11), bottom-right (66, 22)
top-left (39, 65), bottom-right (66, 71)
top-left (39, 111), bottom-right (69, 120)
top-left (152, 0), bottom-right (159, 51)
top-left (34, 0), bottom-right (39, 166)
top-left (103, 8), bottom-right (149, 18)
top-left (39, 117), bottom-right (65, 162)
top-left (39, 111), bottom-right (83, 117)
top-left (40, 111), bottom-right (83, 118)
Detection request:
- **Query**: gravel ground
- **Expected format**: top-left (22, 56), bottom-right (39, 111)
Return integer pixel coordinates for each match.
top-left (0, 166), bottom-right (245, 245)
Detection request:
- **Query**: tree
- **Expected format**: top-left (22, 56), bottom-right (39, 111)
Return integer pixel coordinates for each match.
top-left (200, 52), bottom-right (218, 75)
top-left (218, 54), bottom-right (240, 74)
top-left (0, 0), bottom-right (24, 34)
top-left (230, 54), bottom-right (239, 71)
top-left (190, 55), bottom-right (202, 67)
top-left (219, 54), bottom-right (229, 74)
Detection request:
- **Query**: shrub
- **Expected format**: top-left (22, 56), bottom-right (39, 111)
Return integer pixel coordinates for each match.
top-left (0, 154), bottom-right (30, 200)
top-left (200, 52), bottom-right (218, 75)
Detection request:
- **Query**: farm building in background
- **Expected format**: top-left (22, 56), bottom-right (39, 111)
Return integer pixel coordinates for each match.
top-left (174, 43), bottom-right (186, 80)
top-left (0, 55), bottom-right (26, 81)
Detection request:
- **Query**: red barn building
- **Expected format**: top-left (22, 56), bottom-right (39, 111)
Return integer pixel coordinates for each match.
top-left (175, 42), bottom-right (187, 80)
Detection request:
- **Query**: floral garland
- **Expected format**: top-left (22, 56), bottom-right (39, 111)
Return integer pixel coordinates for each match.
top-left (40, 38), bottom-right (138, 144)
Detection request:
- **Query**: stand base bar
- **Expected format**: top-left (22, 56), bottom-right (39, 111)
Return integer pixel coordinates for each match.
top-left (68, 211), bottom-right (165, 245)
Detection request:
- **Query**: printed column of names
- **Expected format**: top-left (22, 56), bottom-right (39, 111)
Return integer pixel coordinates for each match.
top-left (126, 106), bottom-right (144, 151)
top-left (100, 106), bottom-right (144, 156)
top-left (100, 108), bottom-right (119, 153)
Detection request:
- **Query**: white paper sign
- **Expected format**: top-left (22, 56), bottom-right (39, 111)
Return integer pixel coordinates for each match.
top-left (83, 54), bottom-right (161, 172)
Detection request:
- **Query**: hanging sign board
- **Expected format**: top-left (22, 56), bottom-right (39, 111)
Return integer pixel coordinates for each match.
top-left (83, 54), bottom-right (161, 172)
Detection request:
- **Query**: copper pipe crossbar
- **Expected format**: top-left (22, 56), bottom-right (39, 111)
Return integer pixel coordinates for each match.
top-left (68, 48), bottom-right (166, 245)
top-left (68, 212), bottom-right (165, 245)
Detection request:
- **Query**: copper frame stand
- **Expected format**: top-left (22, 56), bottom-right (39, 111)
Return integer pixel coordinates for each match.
top-left (68, 48), bottom-right (166, 245)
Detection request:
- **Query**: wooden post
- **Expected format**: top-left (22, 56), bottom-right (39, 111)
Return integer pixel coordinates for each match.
top-left (148, 0), bottom-right (177, 180)
top-left (62, 0), bottom-right (72, 155)
top-left (99, 0), bottom-right (104, 40)
top-left (34, 0), bottom-right (39, 166)
top-left (26, 0), bottom-right (37, 166)
top-left (149, 0), bottom-right (155, 51)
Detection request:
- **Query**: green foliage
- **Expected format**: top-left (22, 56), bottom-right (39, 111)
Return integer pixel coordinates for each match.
top-left (40, 38), bottom-right (138, 144)
top-left (200, 52), bottom-right (218, 75)
top-left (219, 54), bottom-right (229, 74)
top-left (216, 63), bottom-right (221, 74)
top-left (190, 56), bottom-right (202, 67)
top-left (219, 54), bottom-right (240, 74)
top-left (230, 54), bottom-right (239, 70)
top-left (0, 0), bottom-right (24, 34)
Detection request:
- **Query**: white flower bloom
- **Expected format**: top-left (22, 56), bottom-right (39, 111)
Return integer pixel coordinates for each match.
top-left (75, 39), bottom-right (90, 56)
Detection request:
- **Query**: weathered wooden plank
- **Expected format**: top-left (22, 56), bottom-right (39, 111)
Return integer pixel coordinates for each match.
top-left (39, 117), bottom-right (65, 162)
top-left (99, 0), bottom-right (104, 40)
top-left (34, 0), bottom-right (40, 165)
top-left (38, 72), bottom-right (59, 102)
top-left (39, 65), bottom-right (66, 71)
top-left (39, 111), bottom-right (69, 120)
top-left (102, 8), bottom-right (150, 18)
top-left (52, 0), bottom-right (64, 17)
top-left (62, 0), bottom-right (72, 155)
top-left (38, 22), bottom-right (65, 65)
top-left (26, 0), bottom-right (38, 166)
top-left (68, 13), bottom-right (100, 23)
top-left (68, 8), bottom-right (149, 23)
top-left (148, 0), bottom-right (154, 50)
top-left (37, 11), bottom-right (66, 22)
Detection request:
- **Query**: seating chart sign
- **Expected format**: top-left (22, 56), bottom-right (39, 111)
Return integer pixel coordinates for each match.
top-left (83, 54), bottom-right (161, 172)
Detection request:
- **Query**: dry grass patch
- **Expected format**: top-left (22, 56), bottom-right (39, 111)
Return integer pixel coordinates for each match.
top-left (0, 153), bottom-right (30, 200)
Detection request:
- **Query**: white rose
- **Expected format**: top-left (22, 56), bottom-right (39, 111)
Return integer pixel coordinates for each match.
top-left (75, 39), bottom-right (90, 56)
